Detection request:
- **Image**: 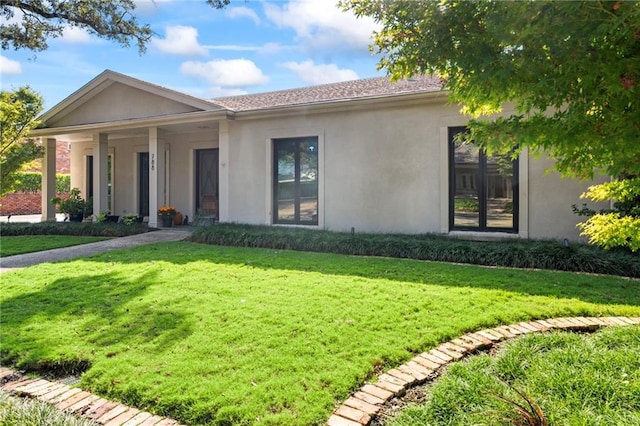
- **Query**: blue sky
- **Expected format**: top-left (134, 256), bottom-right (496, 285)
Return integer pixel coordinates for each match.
top-left (1, 0), bottom-right (384, 111)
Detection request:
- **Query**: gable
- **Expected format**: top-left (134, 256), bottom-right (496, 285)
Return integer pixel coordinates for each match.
top-left (45, 81), bottom-right (207, 128)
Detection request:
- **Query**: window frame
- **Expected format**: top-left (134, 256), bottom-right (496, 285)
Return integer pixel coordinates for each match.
top-left (448, 126), bottom-right (519, 233)
top-left (272, 136), bottom-right (319, 226)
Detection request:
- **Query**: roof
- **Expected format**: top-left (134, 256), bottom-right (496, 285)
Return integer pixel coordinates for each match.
top-left (211, 75), bottom-right (444, 112)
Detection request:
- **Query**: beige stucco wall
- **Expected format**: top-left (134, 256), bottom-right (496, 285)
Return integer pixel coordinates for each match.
top-left (69, 128), bottom-right (218, 219)
top-left (223, 100), bottom-right (605, 241)
top-left (50, 83), bottom-right (201, 128)
top-left (64, 95), bottom-right (606, 241)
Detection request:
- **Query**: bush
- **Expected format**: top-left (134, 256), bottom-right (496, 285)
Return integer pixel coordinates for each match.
top-left (190, 224), bottom-right (640, 278)
top-left (0, 222), bottom-right (150, 237)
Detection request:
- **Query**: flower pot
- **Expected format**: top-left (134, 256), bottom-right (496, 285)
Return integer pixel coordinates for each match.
top-left (69, 213), bottom-right (84, 222)
top-left (161, 216), bottom-right (173, 227)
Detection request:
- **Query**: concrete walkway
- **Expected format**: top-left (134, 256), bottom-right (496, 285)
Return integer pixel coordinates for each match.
top-left (0, 229), bottom-right (192, 273)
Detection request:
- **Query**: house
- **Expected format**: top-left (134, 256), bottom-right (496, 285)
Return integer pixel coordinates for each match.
top-left (31, 70), bottom-right (606, 240)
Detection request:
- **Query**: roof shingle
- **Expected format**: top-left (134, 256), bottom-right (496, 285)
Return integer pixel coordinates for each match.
top-left (210, 75), bottom-right (443, 112)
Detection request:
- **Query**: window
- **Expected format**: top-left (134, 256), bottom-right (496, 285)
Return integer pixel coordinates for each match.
top-left (449, 127), bottom-right (518, 232)
top-left (273, 137), bottom-right (318, 225)
top-left (86, 154), bottom-right (114, 213)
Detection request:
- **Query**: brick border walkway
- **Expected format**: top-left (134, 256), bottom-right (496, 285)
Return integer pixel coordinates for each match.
top-left (1, 317), bottom-right (638, 426)
top-left (327, 316), bottom-right (640, 426)
top-left (0, 368), bottom-right (183, 426)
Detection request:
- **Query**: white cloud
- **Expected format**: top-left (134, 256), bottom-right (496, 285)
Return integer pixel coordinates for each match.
top-left (152, 25), bottom-right (208, 57)
top-left (61, 26), bottom-right (93, 44)
top-left (263, 0), bottom-right (379, 53)
top-left (227, 6), bottom-right (261, 25)
top-left (258, 42), bottom-right (287, 55)
top-left (0, 55), bottom-right (22, 75)
top-left (180, 58), bottom-right (268, 88)
top-left (282, 60), bottom-right (358, 85)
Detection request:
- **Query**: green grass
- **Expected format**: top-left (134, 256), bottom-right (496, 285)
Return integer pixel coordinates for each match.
top-left (0, 235), bottom-right (109, 257)
top-left (0, 391), bottom-right (97, 426)
top-left (190, 224), bottom-right (640, 277)
top-left (1, 242), bottom-right (639, 425)
top-left (387, 325), bottom-right (640, 426)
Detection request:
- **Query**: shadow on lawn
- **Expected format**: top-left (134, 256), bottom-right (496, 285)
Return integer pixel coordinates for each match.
top-left (0, 269), bottom-right (192, 373)
top-left (86, 241), bottom-right (640, 308)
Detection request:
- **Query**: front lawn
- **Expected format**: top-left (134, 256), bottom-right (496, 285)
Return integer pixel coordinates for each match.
top-left (1, 242), bottom-right (639, 425)
top-left (0, 236), bottom-right (109, 257)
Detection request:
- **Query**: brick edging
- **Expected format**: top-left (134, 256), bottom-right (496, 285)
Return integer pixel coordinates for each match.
top-left (0, 368), bottom-right (184, 426)
top-left (327, 316), bottom-right (640, 426)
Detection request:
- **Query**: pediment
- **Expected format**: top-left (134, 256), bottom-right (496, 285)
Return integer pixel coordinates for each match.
top-left (42, 70), bottom-right (221, 128)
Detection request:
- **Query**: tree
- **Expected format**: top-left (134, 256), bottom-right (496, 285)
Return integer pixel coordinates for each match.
top-left (0, 86), bottom-right (44, 197)
top-left (343, 0), bottom-right (640, 250)
top-left (0, 0), bottom-right (230, 53)
top-left (343, 0), bottom-right (639, 178)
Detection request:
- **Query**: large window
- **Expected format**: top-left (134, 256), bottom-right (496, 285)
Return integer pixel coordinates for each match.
top-left (86, 154), bottom-right (113, 214)
top-left (449, 127), bottom-right (518, 232)
top-left (273, 137), bottom-right (318, 225)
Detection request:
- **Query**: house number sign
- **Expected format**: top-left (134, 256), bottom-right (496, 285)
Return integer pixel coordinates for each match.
top-left (151, 153), bottom-right (155, 171)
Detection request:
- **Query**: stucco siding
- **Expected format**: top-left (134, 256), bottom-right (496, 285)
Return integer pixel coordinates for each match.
top-left (527, 155), bottom-right (609, 241)
top-left (49, 83), bottom-right (202, 127)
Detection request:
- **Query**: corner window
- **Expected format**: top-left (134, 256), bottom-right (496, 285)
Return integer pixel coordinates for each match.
top-left (273, 137), bottom-right (318, 225)
top-left (449, 127), bottom-right (518, 232)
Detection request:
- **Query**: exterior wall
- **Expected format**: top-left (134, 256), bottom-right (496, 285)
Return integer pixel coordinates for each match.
top-left (223, 102), bottom-right (605, 241)
top-left (527, 155), bottom-right (608, 241)
top-left (69, 129), bottom-right (218, 220)
top-left (49, 83), bottom-right (201, 128)
top-left (59, 95), bottom-right (607, 241)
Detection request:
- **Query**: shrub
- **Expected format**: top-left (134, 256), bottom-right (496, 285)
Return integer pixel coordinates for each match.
top-left (190, 224), bottom-right (640, 277)
top-left (7, 172), bottom-right (71, 193)
top-left (0, 222), bottom-right (149, 237)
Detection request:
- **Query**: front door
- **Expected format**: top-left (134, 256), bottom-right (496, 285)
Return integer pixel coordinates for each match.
top-left (139, 153), bottom-right (149, 217)
top-left (195, 149), bottom-right (219, 219)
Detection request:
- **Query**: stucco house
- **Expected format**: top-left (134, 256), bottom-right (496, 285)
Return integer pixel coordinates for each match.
top-left (32, 70), bottom-right (605, 240)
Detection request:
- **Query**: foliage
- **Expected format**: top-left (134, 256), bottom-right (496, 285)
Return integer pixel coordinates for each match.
top-left (4, 172), bottom-right (71, 193)
top-left (0, 87), bottom-right (44, 197)
top-left (454, 198), bottom-right (479, 212)
top-left (387, 326), bottom-right (640, 426)
top-left (0, 390), bottom-right (98, 426)
top-left (190, 224), bottom-right (640, 277)
top-left (574, 177), bottom-right (640, 251)
top-left (0, 221), bottom-right (149, 237)
top-left (0, 235), bottom-right (109, 257)
top-left (0, 0), bottom-right (230, 53)
top-left (51, 187), bottom-right (88, 216)
top-left (1, 242), bottom-right (638, 425)
top-left (122, 213), bottom-right (141, 225)
top-left (342, 0), bottom-right (640, 180)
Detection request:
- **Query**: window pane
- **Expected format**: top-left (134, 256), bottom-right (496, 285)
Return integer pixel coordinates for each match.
top-left (299, 140), bottom-right (318, 222)
top-left (453, 140), bottom-right (480, 228)
top-left (276, 142), bottom-right (297, 222)
top-left (486, 154), bottom-right (514, 229)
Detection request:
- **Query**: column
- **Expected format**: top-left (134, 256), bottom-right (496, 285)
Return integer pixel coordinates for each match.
top-left (92, 133), bottom-right (109, 217)
top-left (41, 138), bottom-right (57, 221)
top-left (218, 121), bottom-right (229, 223)
top-left (148, 127), bottom-right (165, 228)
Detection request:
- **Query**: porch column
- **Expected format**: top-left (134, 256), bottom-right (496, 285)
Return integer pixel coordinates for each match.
top-left (218, 121), bottom-right (229, 222)
top-left (92, 133), bottom-right (109, 217)
top-left (41, 138), bottom-right (57, 221)
top-left (148, 127), bottom-right (165, 228)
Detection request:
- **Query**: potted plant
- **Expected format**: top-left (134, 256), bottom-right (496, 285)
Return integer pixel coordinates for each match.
top-left (158, 206), bottom-right (176, 227)
top-left (51, 188), bottom-right (89, 222)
